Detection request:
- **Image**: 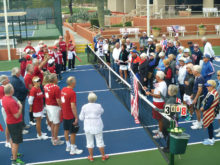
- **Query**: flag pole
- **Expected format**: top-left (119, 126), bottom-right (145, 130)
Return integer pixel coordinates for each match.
top-left (3, 0), bottom-right (11, 61)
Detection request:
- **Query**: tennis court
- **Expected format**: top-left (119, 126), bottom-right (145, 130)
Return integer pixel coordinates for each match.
top-left (0, 61), bottom-right (220, 165)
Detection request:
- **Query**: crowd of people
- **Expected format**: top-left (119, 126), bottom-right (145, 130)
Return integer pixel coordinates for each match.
top-left (93, 32), bottom-right (220, 146)
top-left (0, 36), bottom-right (109, 165)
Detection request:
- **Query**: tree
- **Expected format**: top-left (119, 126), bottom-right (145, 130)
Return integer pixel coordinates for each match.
top-left (95, 0), bottom-right (104, 28)
top-left (68, 0), bottom-right (73, 15)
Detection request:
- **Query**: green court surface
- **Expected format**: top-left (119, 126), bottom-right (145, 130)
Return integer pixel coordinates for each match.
top-left (39, 141), bottom-right (220, 165)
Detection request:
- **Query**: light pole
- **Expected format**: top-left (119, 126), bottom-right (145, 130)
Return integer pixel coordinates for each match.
top-left (147, 0), bottom-right (150, 37)
top-left (3, 0), bottom-right (11, 61)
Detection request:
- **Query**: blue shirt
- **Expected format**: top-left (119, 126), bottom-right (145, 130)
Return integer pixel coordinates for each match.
top-left (193, 75), bottom-right (205, 94)
top-left (157, 57), bottom-right (167, 71)
top-left (201, 61), bottom-right (215, 82)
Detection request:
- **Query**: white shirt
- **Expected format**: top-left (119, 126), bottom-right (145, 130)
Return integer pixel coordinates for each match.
top-left (103, 43), bottom-right (109, 54)
top-left (112, 47), bottom-right (121, 62)
top-left (153, 81), bottom-right (167, 102)
top-left (178, 65), bottom-right (186, 85)
top-left (79, 103), bottom-right (104, 134)
top-left (204, 42), bottom-right (215, 58)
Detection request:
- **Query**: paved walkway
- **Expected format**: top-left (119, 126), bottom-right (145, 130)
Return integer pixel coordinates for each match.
top-left (63, 26), bottom-right (90, 45)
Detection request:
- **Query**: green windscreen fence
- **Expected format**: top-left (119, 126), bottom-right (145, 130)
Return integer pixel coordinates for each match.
top-left (0, 0), bottom-right (62, 40)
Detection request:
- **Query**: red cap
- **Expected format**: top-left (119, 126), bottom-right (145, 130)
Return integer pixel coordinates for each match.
top-left (69, 40), bottom-right (72, 42)
top-left (53, 46), bottom-right (58, 49)
top-left (43, 44), bottom-right (47, 47)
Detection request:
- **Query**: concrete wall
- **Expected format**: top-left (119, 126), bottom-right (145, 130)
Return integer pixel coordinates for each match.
top-left (203, 0), bottom-right (214, 8)
top-left (124, 0), bottom-right (136, 13)
top-left (108, 0), bottom-right (117, 12)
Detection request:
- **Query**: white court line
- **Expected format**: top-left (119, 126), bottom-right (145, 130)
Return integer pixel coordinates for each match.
top-left (0, 120), bottom-right (194, 144)
top-left (26, 138), bottom-right (220, 165)
top-left (76, 88), bottom-right (127, 94)
top-left (68, 69), bottom-right (95, 72)
top-left (213, 63), bottom-right (220, 67)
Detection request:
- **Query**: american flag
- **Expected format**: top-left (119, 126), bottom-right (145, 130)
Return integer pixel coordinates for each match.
top-left (130, 71), bottom-right (140, 124)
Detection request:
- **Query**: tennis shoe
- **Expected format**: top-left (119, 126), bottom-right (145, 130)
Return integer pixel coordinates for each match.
top-left (29, 121), bottom-right (36, 126)
top-left (102, 155), bottom-right (109, 161)
top-left (153, 132), bottom-right (164, 139)
top-left (202, 139), bottom-right (214, 146)
top-left (88, 156), bottom-right (94, 162)
top-left (5, 142), bottom-right (11, 148)
top-left (70, 147), bottom-right (83, 155)
top-left (53, 139), bottom-right (64, 146)
top-left (37, 134), bottom-right (48, 140)
top-left (22, 129), bottom-right (29, 135)
top-left (11, 158), bottom-right (25, 165)
top-left (214, 128), bottom-right (220, 133)
top-left (152, 129), bottom-right (159, 134)
top-left (24, 124), bottom-right (30, 129)
top-left (66, 146), bottom-right (71, 152)
top-left (216, 132), bottom-right (220, 137)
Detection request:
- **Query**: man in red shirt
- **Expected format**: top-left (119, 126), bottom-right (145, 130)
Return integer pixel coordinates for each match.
top-left (24, 64), bottom-right (35, 126)
top-left (0, 75), bottom-right (11, 148)
top-left (24, 41), bottom-right (35, 53)
top-left (2, 84), bottom-right (24, 165)
top-left (54, 46), bottom-right (63, 80)
top-left (44, 73), bottom-right (64, 145)
top-left (61, 76), bottom-right (83, 155)
top-left (59, 36), bottom-right (67, 71)
top-left (67, 40), bottom-right (76, 70)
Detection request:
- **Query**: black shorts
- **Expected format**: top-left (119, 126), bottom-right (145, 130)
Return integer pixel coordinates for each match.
top-left (7, 122), bottom-right (23, 144)
top-left (105, 53), bottom-right (111, 63)
top-left (63, 118), bottom-right (79, 134)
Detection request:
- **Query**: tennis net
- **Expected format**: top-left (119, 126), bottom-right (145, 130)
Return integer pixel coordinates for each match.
top-left (87, 45), bottom-right (173, 164)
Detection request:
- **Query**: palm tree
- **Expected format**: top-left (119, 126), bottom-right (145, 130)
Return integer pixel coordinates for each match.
top-left (95, 0), bottom-right (104, 28)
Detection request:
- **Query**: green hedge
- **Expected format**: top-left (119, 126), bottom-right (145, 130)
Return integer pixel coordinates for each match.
top-left (90, 18), bottom-right (100, 27)
top-left (111, 24), bottom-right (123, 27)
top-left (125, 21), bottom-right (132, 27)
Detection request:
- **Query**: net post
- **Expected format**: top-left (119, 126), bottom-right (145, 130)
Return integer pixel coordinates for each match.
top-left (169, 153), bottom-right (174, 165)
top-left (109, 69), bottom-right (111, 88)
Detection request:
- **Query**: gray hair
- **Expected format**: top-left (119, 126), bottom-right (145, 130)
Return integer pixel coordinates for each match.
top-left (168, 85), bottom-right (178, 96)
top-left (0, 75), bottom-right (8, 84)
top-left (88, 92), bottom-right (97, 103)
top-left (11, 67), bottom-right (20, 76)
top-left (49, 73), bottom-right (57, 83)
top-left (186, 63), bottom-right (194, 71)
top-left (201, 37), bottom-right (207, 42)
top-left (156, 71), bottom-right (165, 80)
top-left (4, 83), bottom-right (13, 95)
top-left (159, 52), bottom-right (165, 57)
top-left (66, 76), bottom-right (76, 85)
top-left (140, 53), bottom-right (147, 59)
top-left (193, 65), bottom-right (202, 73)
top-left (26, 64), bottom-right (34, 72)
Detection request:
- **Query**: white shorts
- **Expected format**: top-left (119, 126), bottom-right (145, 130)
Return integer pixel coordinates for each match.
top-left (183, 94), bottom-right (193, 105)
top-left (85, 132), bottom-right (105, 148)
top-left (215, 113), bottom-right (220, 120)
top-left (46, 105), bottom-right (61, 124)
top-left (1, 107), bottom-right (6, 124)
top-left (119, 65), bottom-right (128, 71)
top-left (33, 111), bottom-right (43, 118)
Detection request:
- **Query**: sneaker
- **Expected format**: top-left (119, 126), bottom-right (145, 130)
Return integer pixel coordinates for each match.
top-left (204, 138), bottom-right (215, 143)
top-left (102, 155), bottom-right (109, 161)
top-left (185, 115), bottom-right (192, 121)
top-left (152, 129), bottom-right (159, 134)
top-left (214, 128), bottom-right (220, 133)
top-left (216, 132), bottom-right (220, 137)
top-left (5, 142), bottom-right (11, 148)
top-left (29, 121), bottom-right (36, 126)
top-left (191, 123), bottom-right (202, 129)
top-left (67, 69), bottom-right (71, 72)
top-left (202, 139), bottom-right (214, 145)
top-left (70, 147), bottom-right (83, 155)
top-left (153, 132), bottom-right (164, 139)
top-left (11, 158), bottom-right (25, 165)
top-left (47, 125), bottom-right (51, 131)
top-left (37, 134), bottom-right (49, 140)
top-left (24, 125), bottom-right (30, 129)
top-left (88, 156), bottom-right (94, 162)
top-left (22, 130), bottom-right (29, 135)
top-left (66, 146), bottom-right (71, 152)
top-left (53, 139), bottom-right (64, 146)
top-left (192, 121), bottom-right (198, 125)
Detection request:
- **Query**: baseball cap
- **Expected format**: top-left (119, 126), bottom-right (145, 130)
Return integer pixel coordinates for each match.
top-left (26, 55), bottom-right (31, 60)
top-left (148, 38), bottom-right (153, 42)
top-left (48, 59), bottom-right (55, 65)
top-left (53, 46), bottom-right (58, 49)
top-left (179, 57), bottom-right (186, 62)
top-left (131, 49), bottom-right (138, 54)
top-left (43, 44), bottom-right (47, 48)
top-left (185, 59), bottom-right (192, 64)
top-left (204, 82), bottom-right (212, 87)
top-left (32, 77), bottom-right (40, 83)
top-left (183, 48), bottom-right (190, 53)
top-left (69, 40), bottom-right (72, 42)
top-left (149, 53), bottom-right (156, 58)
top-left (203, 54), bottom-right (210, 59)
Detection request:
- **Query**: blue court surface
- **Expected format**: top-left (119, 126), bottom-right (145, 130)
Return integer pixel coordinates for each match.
top-left (0, 31), bottom-right (34, 38)
top-left (0, 64), bottom-right (220, 165)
